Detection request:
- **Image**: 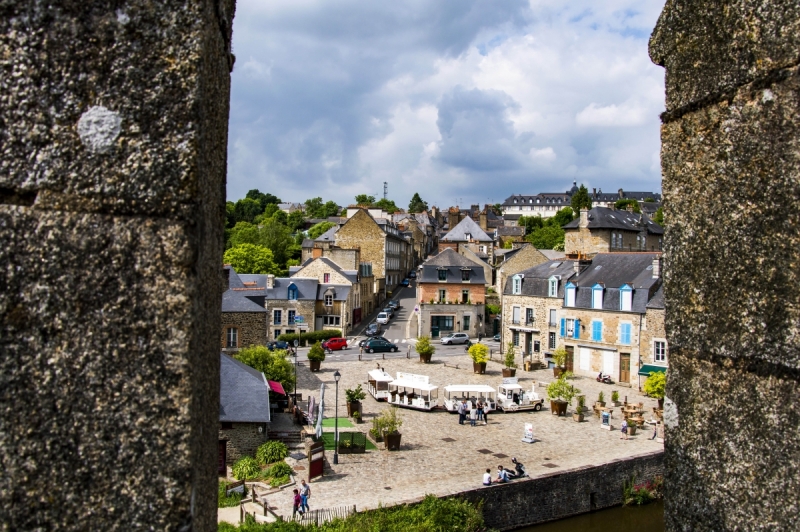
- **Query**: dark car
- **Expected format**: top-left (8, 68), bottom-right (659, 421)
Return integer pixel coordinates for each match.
top-left (388, 300), bottom-right (400, 310)
top-left (362, 338), bottom-right (399, 353)
top-left (493, 334), bottom-right (500, 342)
top-left (269, 340), bottom-right (289, 350)
top-left (382, 307), bottom-right (394, 318)
top-left (365, 323), bottom-right (381, 337)
top-left (400, 278), bottom-right (410, 287)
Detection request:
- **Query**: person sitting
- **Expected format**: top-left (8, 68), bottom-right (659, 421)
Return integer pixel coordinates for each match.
top-left (482, 468), bottom-right (492, 486)
top-left (511, 457), bottom-right (528, 478)
top-left (494, 465), bottom-right (510, 483)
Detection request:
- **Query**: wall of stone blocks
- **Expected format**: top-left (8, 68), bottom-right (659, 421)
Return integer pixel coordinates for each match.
top-left (267, 299), bottom-right (316, 340)
top-left (638, 308), bottom-right (667, 390)
top-left (418, 303), bottom-right (485, 337)
top-left (221, 312), bottom-right (268, 350)
top-left (495, 245), bottom-right (551, 294)
top-left (650, 2), bottom-right (800, 529)
top-left (418, 283), bottom-right (486, 304)
top-left (219, 423), bottom-right (268, 464)
top-left (335, 210), bottom-right (388, 281)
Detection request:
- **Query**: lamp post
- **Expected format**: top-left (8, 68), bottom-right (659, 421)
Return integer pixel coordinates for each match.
top-left (293, 339), bottom-right (299, 405)
top-left (333, 370), bottom-right (341, 465)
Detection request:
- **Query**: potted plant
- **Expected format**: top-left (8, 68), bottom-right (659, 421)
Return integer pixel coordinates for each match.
top-left (339, 439), bottom-right (353, 454)
top-left (611, 390), bottom-right (621, 407)
top-left (369, 417), bottom-right (386, 443)
top-left (502, 342), bottom-right (517, 377)
top-left (415, 335), bottom-right (435, 364)
top-left (573, 395), bottom-right (586, 422)
top-left (627, 419), bottom-right (638, 436)
top-left (380, 406), bottom-right (403, 451)
top-left (352, 411), bottom-right (362, 424)
top-left (596, 391), bottom-right (606, 408)
top-left (546, 372), bottom-right (579, 416)
top-left (345, 384), bottom-right (366, 417)
top-left (306, 341), bottom-right (326, 372)
top-left (552, 347), bottom-right (568, 377)
top-left (468, 343), bottom-right (490, 374)
top-left (643, 371), bottom-right (666, 409)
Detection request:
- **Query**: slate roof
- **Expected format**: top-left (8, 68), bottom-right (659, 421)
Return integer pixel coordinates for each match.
top-left (222, 290), bottom-right (267, 312)
top-left (540, 249), bottom-right (567, 260)
top-left (222, 267), bottom-right (266, 312)
top-left (220, 353), bottom-right (271, 423)
top-left (503, 260), bottom-right (577, 298)
top-left (496, 226), bottom-right (525, 237)
top-left (301, 238), bottom-right (315, 248)
top-left (265, 277), bottom-right (318, 301)
top-left (502, 192), bottom-right (572, 207)
top-left (562, 207), bottom-right (664, 235)
top-left (441, 216), bottom-right (493, 242)
top-left (591, 190), bottom-right (662, 203)
top-left (316, 284), bottom-right (351, 301)
top-left (314, 225), bottom-right (339, 242)
top-left (418, 248), bottom-right (487, 284)
top-left (647, 285), bottom-right (665, 309)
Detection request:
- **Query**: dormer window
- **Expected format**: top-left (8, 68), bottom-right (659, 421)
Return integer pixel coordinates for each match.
top-left (323, 273), bottom-right (330, 283)
top-left (288, 283), bottom-right (298, 300)
top-left (512, 274), bottom-right (523, 295)
top-left (461, 269), bottom-right (471, 281)
top-left (548, 276), bottom-right (559, 297)
top-left (564, 282), bottom-right (576, 307)
top-left (438, 268), bottom-right (447, 281)
top-left (592, 284), bottom-right (604, 309)
top-left (465, 233), bottom-right (471, 241)
top-left (620, 284), bottom-right (633, 311)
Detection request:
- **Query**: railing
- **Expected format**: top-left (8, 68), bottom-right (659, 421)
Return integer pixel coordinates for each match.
top-left (295, 505), bottom-right (357, 525)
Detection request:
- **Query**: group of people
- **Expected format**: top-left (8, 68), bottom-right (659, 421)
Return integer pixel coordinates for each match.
top-left (456, 398), bottom-right (489, 426)
top-left (482, 458), bottom-right (528, 485)
top-left (292, 480), bottom-right (311, 518)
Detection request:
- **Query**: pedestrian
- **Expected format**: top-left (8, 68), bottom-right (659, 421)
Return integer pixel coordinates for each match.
top-left (650, 422), bottom-right (658, 440)
top-left (621, 419), bottom-right (629, 440)
top-left (478, 332), bottom-right (483, 342)
top-left (407, 344), bottom-right (411, 358)
top-left (469, 405), bottom-right (477, 426)
top-left (360, 344), bottom-right (364, 359)
top-left (476, 399), bottom-right (484, 423)
top-left (457, 399), bottom-right (466, 425)
top-left (483, 468), bottom-right (492, 486)
top-left (292, 488), bottom-right (303, 518)
top-left (494, 465), bottom-right (509, 483)
top-left (483, 404), bottom-right (489, 425)
top-left (299, 480), bottom-right (310, 513)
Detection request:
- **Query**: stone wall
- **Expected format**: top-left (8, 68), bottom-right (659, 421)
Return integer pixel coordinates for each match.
top-left (495, 244), bottom-right (551, 294)
top-left (418, 283), bottom-right (486, 305)
top-left (0, 2), bottom-right (233, 530)
top-left (219, 423), bottom-right (268, 464)
top-left (457, 451), bottom-right (664, 531)
top-left (565, 227), bottom-right (661, 256)
top-left (221, 311), bottom-right (269, 351)
top-left (267, 299), bottom-right (316, 340)
top-left (418, 302), bottom-right (485, 337)
top-left (638, 307), bottom-right (667, 390)
top-left (650, 2), bottom-right (800, 530)
top-left (335, 209), bottom-right (388, 282)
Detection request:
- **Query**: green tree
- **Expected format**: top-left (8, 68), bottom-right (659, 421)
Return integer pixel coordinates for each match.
top-left (615, 199), bottom-right (641, 213)
top-left (408, 193), bottom-right (428, 213)
top-left (234, 345), bottom-right (296, 393)
top-left (491, 203), bottom-right (503, 215)
top-left (233, 197), bottom-right (263, 224)
top-left (262, 203), bottom-right (280, 219)
top-left (228, 222), bottom-right (261, 248)
top-left (518, 214), bottom-right (544, 234)
top-left (287, 210), bottom-right (306, 232)
top-left (570, 184), bottom-right (592, 212)
top-left (223, 244), bottom-right (279, 274)
top-left (653, 207), bottom-right (665, 226)
top-left (527, 225), bottom-right (565, 250)
top-left (246, 189), bottom-right (281, 212)
top-left (550, 207), bottom-right (575, 227)
top-left (259, 218), bottom-right (294, 267)
top-left (225, 201), bottom-right (236, 229)
top-left (304, 197), bottom-right (324, 218)
top-left (644, 197), bottom-right (655, 202)
top-left (355, 194), bottom-right (376, 206)
top-left (643, 371), bottom-right (666, 400)
top-left (307, 221), bottom-right (336, 239)
top-left (322, 200), bottom-right (340, 218)
top-left (374, 198), bottom-right (400, 213)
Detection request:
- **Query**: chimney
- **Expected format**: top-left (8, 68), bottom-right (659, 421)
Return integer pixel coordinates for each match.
top-left (267, 274), bottom-right (275, 289)
top-left (652, 256), bottom-right (661, 278)
top-left (618, 188), bottom-right (624, 199)
top-left (579, 208), bottom-right (589, 228)
top-left (222, 266), bottom-right (231, 290)
top-left (626, 204), bottom-right (634, 212)
top-left (593, 187), bottom-right (596, 198)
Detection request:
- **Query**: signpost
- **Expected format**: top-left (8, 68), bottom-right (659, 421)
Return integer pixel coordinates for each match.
top-left (521, 423), bottom-right (535, 444)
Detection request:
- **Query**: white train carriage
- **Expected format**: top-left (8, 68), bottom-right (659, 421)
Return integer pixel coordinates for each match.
top-left (443, 385), bottom-right (497, 413)
top-left (367, 369), bottom-right (394, 401)
top-left (496, 378), bottom-right (544, 412)
top-left (387, 372), bottom-right (438, 411)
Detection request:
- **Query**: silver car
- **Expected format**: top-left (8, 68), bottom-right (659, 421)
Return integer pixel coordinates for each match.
top-left (440, 332), bottom-right (470, 345)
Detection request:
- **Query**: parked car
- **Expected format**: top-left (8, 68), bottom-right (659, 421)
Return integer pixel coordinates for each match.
top-left (382, 307), bottom-right (394, 318)
top-left (322, 337), bottom-right (348, 351)
top-left (400, 278), bottom-right (410, 287)
top-left (493, 334), bottom-right (500, 342)
top-left (388, 300), bottom-right (400, 310)
top-left (362, 338), bottom-right (399, 353)
top-left (376, 312), bottom-right (390, 324)
top-left (365, 323), bottom-right (381, 336)
top-left (440, 332), bottom-right (470, 345)
top-left (268, 340), bottom-right (289, 350)
top-left (409, 271), bottom-right (416, 278)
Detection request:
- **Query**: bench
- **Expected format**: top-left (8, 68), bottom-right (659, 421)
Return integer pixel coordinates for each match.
top-left (444, 363), bottom-right (460, 369)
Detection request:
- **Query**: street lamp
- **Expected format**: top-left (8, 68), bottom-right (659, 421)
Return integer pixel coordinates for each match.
top-left (293, 339), bottom-right (299, 405)
top-left (333, 370), bottom-right (341, 465)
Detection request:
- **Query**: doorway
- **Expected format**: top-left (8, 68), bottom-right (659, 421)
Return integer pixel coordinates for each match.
top-left (218, 441), bottom-right (227, 475)
top-left (620, 353), bottom-right (631, 383)
top-left (565, 346), bottom-right (575, 372)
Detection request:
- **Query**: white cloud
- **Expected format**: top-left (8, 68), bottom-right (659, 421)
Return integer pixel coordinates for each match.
top-left (576, 102), bottom-right (648, 127)
top-left (529, 147), bottom-right (556, 162)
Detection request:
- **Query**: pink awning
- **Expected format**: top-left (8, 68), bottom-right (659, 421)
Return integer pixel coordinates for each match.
top-left (268, 380), bottom-right (286, 395)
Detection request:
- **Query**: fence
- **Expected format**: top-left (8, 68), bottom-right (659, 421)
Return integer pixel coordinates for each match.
top-left (294, 505), bottom-right (357, 525)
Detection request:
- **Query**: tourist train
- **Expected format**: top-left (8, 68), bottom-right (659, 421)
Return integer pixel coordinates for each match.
top-left (442, 384), bottom-right (498, 413)
top-left (495, 378), bottom-right (544, 412)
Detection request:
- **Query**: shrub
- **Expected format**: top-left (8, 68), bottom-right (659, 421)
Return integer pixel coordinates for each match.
top-left (546, 373), bottom-right (579, 403)
top-left (378, 406), bottom-right (403, 434)
top-left (255, 441), bottom-right (289, 466)
top-left (269, 474), bottom-right (291, 488)
top-left (307, 341), bottom-right (326, 362)
top-left (598, 391), bottom-right (605, 403)
top-left (345, 384), bottom-right (367, 403)
top-left (277, 329), bottom-right (342, 347)
top-left (267, 461), bottom-right (294, 478)
top-left (643, 371), bottom-right (666, 400)
top-left (552, 347), bottom-right (568, 368)
top-left (485, 303), bottom-right (501, 315)
top-left (414, 335), bottom-right (435, 360)
top-left (231, 456), bottom-right (261, 480)
top-left (623, 475), bottom-right (663, 506)
top-left (577, 395), bottom-right (586, 414)
top-left (235, 346), bottom-right (296, 394)
top-left (218, 481), bottom-right (246, 508)
top-left (467, 343), bottom-right (489, 364)
top-left (504, 343), bottom-right (516, 368)
top-left (611, 390), bottom-right (620, 402)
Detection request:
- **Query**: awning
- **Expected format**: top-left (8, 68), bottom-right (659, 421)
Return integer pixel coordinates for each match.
top-left (268, 380), bottom-right (286, 395)
top-left (638, 365), bottom-right (666, 377)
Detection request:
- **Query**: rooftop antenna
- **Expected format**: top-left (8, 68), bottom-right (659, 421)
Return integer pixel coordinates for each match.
top-left (383, 181), bottom-right (388, 200)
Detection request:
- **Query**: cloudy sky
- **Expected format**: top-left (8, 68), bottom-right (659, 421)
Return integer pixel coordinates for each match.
top-left (227, 1), bottom-right (667, 210)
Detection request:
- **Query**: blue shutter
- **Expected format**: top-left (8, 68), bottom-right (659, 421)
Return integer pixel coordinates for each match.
top-left (592, 321), bottom-right (602, 341)
top-left (573, 320), bottom-right (580, 339)
top-left (621, 323), bottom-right (631, 345)
top-left (560, 318), bottom-right (566, 337)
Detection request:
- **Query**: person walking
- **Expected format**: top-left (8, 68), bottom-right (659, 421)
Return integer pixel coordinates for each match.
top-left (457, 399), bottom-right (466, 425)
top-left (483, 403), bottom-right (489, 425)
top-left (299, 480), bottom-right (311, 513)
top-left (478, 332), bottom-right (483, 342)
top-left (621, 419), bottom-right (629, 440)
top-left (482, 468), bottom-right (492, 486)
top-left (476, 399), bottom-right (484, 423)
top-left (469, 405), bottom-right (477, 426)
top-left (292, 488), bottom-right (303, 518)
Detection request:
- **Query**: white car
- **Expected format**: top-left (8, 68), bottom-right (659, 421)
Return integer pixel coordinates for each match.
top-left (440, 332), bottom-right (470, 345)
top-left (376, 312), bottom-right (390, 324)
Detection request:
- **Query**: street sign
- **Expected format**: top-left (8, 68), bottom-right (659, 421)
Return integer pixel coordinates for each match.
top-left (294, 315), bottom-right (305, 323)
top-left (293, 340), bottom-right (299, 347)
top-left (414, 306), bottom-right (419, 314)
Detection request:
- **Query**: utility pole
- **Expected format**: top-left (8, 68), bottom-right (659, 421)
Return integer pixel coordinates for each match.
top-left (383, 181), bottom-right (388, 200)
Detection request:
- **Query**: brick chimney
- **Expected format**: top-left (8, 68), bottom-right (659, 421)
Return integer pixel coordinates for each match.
top-left (579, 208), bottom-right (589, 228)
top-left (267, 274), bottom-right (275, 289)
top-left (618, 188), bottom-right (624, 199)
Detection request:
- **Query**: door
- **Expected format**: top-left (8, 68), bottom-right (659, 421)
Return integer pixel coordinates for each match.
top-left (218, 441), bottom-right (227, 475)
top-left (620, 353), bottom-right (630, 383)
top-left (565, 346), bottom-right (575, 372)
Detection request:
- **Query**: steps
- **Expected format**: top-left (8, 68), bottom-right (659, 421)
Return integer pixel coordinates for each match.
top-left (269, 430), bottom-right (304, 445)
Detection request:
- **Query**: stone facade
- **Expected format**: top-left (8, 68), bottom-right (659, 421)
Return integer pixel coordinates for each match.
top-left (564, 208), bottom-right (663, 256)
top-left (638, 307), bottom-right (667, 390)
top-left (267, 299), bottom-right (316, 341)
top-left (418, 284), bottom-right (486, 305)
top-left (495, 244), bottom-right (551, 294)
top-left (501, 292), bottom-right (562, 361)
top-left (459, 247), bottom-right (494, 290)
top-left (651, 3), bottom-right (800, 529)
top-left (219, 422), bottom-right (268, 464)
top-left (292, 258), bottom-right (360, 334)
top-left (221, 311), bottom-right (268, 352)
top-left (417, 302), bottom-right (486, 338)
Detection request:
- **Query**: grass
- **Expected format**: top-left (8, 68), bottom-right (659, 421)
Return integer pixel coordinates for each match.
top-left (321, 417), bottom-right (353, 428)
top-left (319, 432), bottom-right (377, 451)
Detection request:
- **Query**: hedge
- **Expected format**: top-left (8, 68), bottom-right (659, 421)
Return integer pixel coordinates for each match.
top-left (277, 330), bottom-right (342, 346)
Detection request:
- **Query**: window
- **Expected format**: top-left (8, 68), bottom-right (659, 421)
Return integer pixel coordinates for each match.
top-left (611, 233), bottom-right (616, 248)
top-left (620, 323), bottom-right (632, 345)
top-left (463, 315), bottom-right (470, 331)
top-left (592, 284), bottom-right (604, 309)
top-left (654, 340), bottom-right (667, 363)
top-left (592, 320), bottom-right (602, 342)
top-left (548, 277), bottom-right (558, 297)
top-left (438, 289), bottom-right (446, 302)
top-left (220, 422), bottom-right (233, 430)
top-left (620, 284), bottom-right (633, 311)
top-left (226, 327), bottom-right (238, 348)
top-left (479, 245), bottom-right (486, 253)
top-left (512, 331), bottom-right (520, 346)
top-left (273, 310), bottom-right (282, 325)
top-left (549, 309), bottom-right (556, 326)
top-left (512, 275), bottom-right (522, 295)
top-left (461, 289), bottom-right (469, 303)
top-left (287, 283), bottom-right (298, 300)
top-left (565, 282), bottom-right (576, 307)
top-left (323, 316), bottom-right (341, 326)
top-left (274, 330), bottom-right (281, 340)
top-left (461, 270), bottom-right (471, 281)
top-left (549, 332), bottom-right (556, 350)
top-left (438, 269), bottom-right (447, 281)
top-left (512, 307), bottom-right (520, 325)
top-left (288, 310), bottom-right (296, 325)
top-left (525, 308), bottom-right (534, 325)
top-left (324, 295), bottom-right (333, 306)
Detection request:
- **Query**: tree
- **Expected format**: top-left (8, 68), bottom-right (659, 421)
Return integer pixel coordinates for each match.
top-left (643, 371), bottom-right (666, 400)
top-left (408, 193), bottom-right (428, 213)
top-left (374, 198), bottom-right (400, 213)
top-left (235, 346), bottom-right (296, 393)
top-left (570, 184), bottom-right (592, 212)
top-left (491, 203), bottom-right (503, 215)
top-left (550, 207), bottom-right (575, 227)
top-left (228, 222), bottom-right (261, 248)
top-left (503, 240), bottom-right (513, 249)
top-left (259, 218), bottom-right (294, 267)
top-left (223, 244), bottom-right (278, 274)
top-left (518, 215), bottom-right (544, 234)
top-left (225, 201), bottom-right (236, 229)
top-left (246, 189), bottom-right (281, 212)
top-left (233, 198), bottom-right (263, 224)
top-left (354, 194), bottom-right (376, 206)
top-left (307, 221), bottom-right (336, 239)
top-left (653, 207), bottom-right (665, 226)
top-left (304, 197), bottom-right (324, 218)
top-left (527, 225), bottom-right (565, 250)
top-left (615, 199), bottom-right (641, 213)
top-left (287, 210), bottom-right (306, 232)
top-left (322, 200), bottom-right (340, 218)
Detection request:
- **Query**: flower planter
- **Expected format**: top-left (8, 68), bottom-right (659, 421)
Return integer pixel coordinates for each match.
top-left (573, 412), bottom-right (585, 422)
top-left (346, 401), bottom-right (361, 417)
top-left (309, 360), bottom-right (321, 372)
top-left (550, 400), bottom-right (568, 416)
top-left (553, 367), bottom-right (563, 378)
top-left (596, 401), bottom-right (606, 408)
top-left (384, 432), bottom-right (402, 451)
top-left (502, 368), bottom-right (517, 378)
top-left (419, 353), bottom-right (432, 364)
top-left (473, 362), bottom-right (487, 374)
top-left (628, 424), bottom-right (638, 436)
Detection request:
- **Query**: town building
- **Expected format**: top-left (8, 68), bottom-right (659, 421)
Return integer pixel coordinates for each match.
top-left (589, 188), bottom-right (661, 209)
top-left (439, 216), bottom-right (496, 264)
top-left (562, 207), bottom-right (663, 255)
top-left (500, 181), bottom-right (578, 219)
top-left (494, 243), bottom-right (561, 295)
top-left (290, 256), bottom-right (361, 334)
top-left (221, 266), bottom-right (268, 352)
top-left (264, 274), bottom-right (318, 341)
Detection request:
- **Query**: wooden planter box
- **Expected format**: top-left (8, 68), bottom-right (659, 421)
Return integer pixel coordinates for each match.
top-left (384, 432), bottom-right (402, 451)
top-left (502, 368), bottom-right (517, 378)
top-left (473, 362), bottom-right (487, 374)
top-left (419, 353), bottom-right (432, 364)
top-left (338, 445), bottom-right (366, 455)
top-left (550, 400), bottom-right (568, 416)
top-left (346, 401), bottom-right (361, 417)
top-left (573, 412), bottom-right (585, 422)
top-left (553, 367), bottom-right (563, 378)
top-left (309, 360), bottom-right (321, 372)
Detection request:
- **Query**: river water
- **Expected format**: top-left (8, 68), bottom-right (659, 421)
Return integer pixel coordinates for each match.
top-left (515, 501), bottom-right (664, 532)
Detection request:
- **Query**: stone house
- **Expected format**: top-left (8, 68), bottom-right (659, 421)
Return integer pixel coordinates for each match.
top-left (562, 207), bottom-right (664, 255)
top-left (296, 245), bottom-right (377, 317)
top-left (416, 248), bottom-right (487, 338)
top-left (221, 266), bottom-right (268, 353)
top-left (264, 275), bottom-right (318, 341)
top-left (457, 246), bottom-right (494, 292)
top-left (291, 257), bottom-right (361, 335)
top-left (494, 243), bottom-right (557, 295)
top-left (219, 353), bottom-right (271, 470)
top-left (494, 225), bottom-right (525, 249)
top-left (501, 181), bottom-right (578, 219)
top-left (638, 286), bottom-right (667, 391)
top-left (439, 216), bottom-right (496, 264)
top-left (589, 188), bottom-right (662, 209)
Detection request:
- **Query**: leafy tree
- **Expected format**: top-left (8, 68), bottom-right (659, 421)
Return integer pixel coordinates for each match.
top-left (307, 221), bottom-right (336, 239)
top-left (223, 244), bottom-right (278, 274)
top-left (304, 197), bottom-right (324, 218)
top-left (246, 189), bottom-right (281, 212)
top-left (643, 371), bottom-right (666, 400)
top-left (228, 222), bottom-right (261, 248)
top-left (527, 225), bottom-right (565, 250)
top-left (287, 210), bottom-right (306, 232)
top-left (235, 345), bottom-right (296, 394)
top-left (550, 207), bottom-right (575, 227)
top-left (262, 203), bottom-right (280, 219)
top-left (653, 207), bottom-right (665, 226)
top-left (570, 184), bottom-right (592, 212)
top-left (233, 198), bottom-right (263, 224)
top-left (374, 198), bottom-right (400, 213)
top-left (644, 197), bottom-right (655, 202)
top-left (408, 193), bottom-right (428, 213)
top-left (259, 218), bottom-right (294, 267)
top-left (503, 240), bottom-right (513, 249)
top-left (615, 199), bottom-right (641, 213)
top-left (270, 209), bottom-right (288, 225)
top-left (225, 201), bottom-right (236, 229)
top-left (518, 215), bottom-right (544, 234)
top-left (355, 194), bottom-right (376, 206)
top-left (322, 200), bottom-right (340, 218)
top-left (491, 203), bottom-right (503, 215)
